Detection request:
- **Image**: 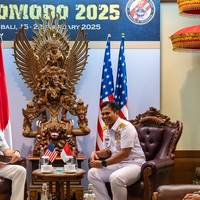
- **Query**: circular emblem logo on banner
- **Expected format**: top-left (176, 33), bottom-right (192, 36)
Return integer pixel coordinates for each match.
top-left (126, 0), bottom-right (155, 25)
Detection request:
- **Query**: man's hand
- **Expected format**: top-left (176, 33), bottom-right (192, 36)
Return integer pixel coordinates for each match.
top-left (3, 149), bottom-right (21, 163)
top-left (89, 160), bottom-right (102, 168)
top-left (90, 151), bottom-right (99, 161)
top-left (9, 151), bottom-right (21, 163)
top-left (0, 161), bottom-right (8, 168)
top-left (183, 193), bottom-right (200, 200)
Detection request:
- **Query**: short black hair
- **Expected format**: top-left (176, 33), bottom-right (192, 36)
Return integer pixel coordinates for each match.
top-left (100, 101), bottom-right (119, 112)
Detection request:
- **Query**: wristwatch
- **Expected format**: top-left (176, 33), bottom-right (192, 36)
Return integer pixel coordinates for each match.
top-left (101, 160), bottom-right (108, 167)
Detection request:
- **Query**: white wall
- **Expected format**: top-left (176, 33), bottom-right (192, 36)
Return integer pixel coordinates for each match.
top-left (161, 3), bottom-right (200, 150)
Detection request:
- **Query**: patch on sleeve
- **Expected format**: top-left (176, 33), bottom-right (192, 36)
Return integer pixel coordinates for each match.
top-left (118, 123), bottom-right (126, 129)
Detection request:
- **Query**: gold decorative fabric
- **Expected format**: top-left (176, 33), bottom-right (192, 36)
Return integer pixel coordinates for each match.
top-left (177, 0), bottom-right (200, 14)
top-left (170, 25), bottom-right (200, 50)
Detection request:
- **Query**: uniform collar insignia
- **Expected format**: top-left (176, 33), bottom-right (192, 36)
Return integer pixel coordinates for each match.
top-left (103, 125), bottom-right (108, 131)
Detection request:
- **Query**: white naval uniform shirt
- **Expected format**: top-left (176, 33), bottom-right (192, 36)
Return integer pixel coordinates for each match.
top-left (0, 133), bottom-right (9, 152)
top-left (103, 117), bottom-right (146, 166)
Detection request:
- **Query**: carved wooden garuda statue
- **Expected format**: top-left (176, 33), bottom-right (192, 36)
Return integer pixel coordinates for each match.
top-left (13, 15), bottom-right (90, 156)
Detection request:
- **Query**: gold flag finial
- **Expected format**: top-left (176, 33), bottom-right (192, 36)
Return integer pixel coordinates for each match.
top-left (107, 33), bottom-right (111, 39)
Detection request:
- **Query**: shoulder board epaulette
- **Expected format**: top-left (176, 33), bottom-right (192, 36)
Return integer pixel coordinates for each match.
top-left (118, 123), bottom-right (126, 129)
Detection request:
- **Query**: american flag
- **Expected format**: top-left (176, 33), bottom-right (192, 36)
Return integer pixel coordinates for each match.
top-left (44, 143), bottom-right (57, 163)
top-left (115, 35), bottom-right (128, 119)
top-left (96, 34), bottom-right (114, 150)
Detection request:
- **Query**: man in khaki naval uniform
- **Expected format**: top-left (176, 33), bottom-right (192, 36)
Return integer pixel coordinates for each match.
top-left (0, 133), bottom-right (26, 200)
top-left (88, 101), bottom-right (146, 200)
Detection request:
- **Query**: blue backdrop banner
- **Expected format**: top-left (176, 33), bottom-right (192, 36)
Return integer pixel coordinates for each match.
top-left (0, 0), bottom-right (160, 41)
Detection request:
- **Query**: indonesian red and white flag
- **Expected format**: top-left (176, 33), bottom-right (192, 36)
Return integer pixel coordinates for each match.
top-left (61, 143), bottom-right (73, 163)
top-left (0, 40), bottom-right (12, 148)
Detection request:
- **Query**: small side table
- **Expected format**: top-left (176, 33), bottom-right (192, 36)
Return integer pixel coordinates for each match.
top-left (31, 168), bottom-right (85, 200)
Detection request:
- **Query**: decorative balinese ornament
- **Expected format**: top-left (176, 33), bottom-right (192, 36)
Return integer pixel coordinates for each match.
top-left (13, 14), bottom-right (90, 156)
top-left (170, 25), bottom-right (200, 50)
top-left (177, 0), bottom-right (200, 15)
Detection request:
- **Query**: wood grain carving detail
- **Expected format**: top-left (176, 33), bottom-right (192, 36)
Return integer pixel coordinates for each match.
top-left (13, 15), bottom-right (90, 156)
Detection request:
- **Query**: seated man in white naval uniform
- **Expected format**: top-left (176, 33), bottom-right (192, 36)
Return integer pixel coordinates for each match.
top-left (0, 133), bottom-right (26, 200)
top-left (88, 101), bottom-right (146, 200)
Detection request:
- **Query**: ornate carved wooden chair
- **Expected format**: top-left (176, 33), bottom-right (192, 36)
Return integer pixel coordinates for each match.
top-left (0, 156), bottom-right (26, 200)
top-left (106, 107), bottom-right (183, 200)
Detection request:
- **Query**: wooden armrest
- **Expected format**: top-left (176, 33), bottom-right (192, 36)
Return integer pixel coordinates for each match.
top-left (156, 185), bottom-right (200, 200)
